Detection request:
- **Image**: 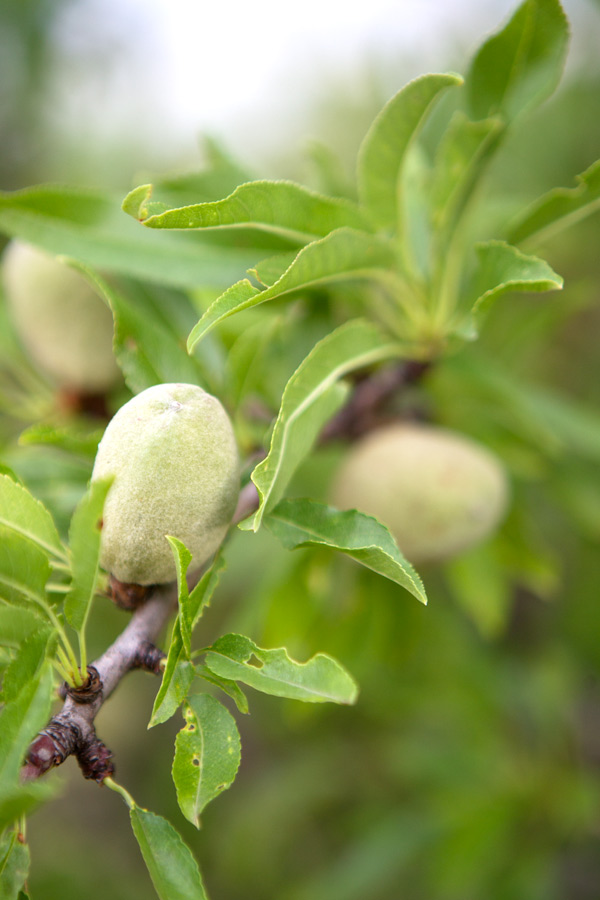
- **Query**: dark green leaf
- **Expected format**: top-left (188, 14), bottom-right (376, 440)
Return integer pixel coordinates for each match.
top-left (469, 240), bottom-right (563, 319)
top-left (64, 478), bottom-right (112, 633)
top-left (129, 806), bottom-right (208, 900)
top-left (187, 228), bottom-right (396, 350)
top-left (242, 319), bottom-right (404, 531)
top-left (172, 694), bottom-right (241, 826)
top-left (130, 180), bottom-right (369, 243)
top-left (204, 633), bottom-right (358, 704)
top-left (507, 159), bottom-right (600, 245)
top-left (0, 474), bottom-right (65, 562)
top-left (466, 0), bottom-right (569, 121)
top-left (264, 498), bottom-right (427, 605)
top-left (357, 73), bottom-right (462, 230)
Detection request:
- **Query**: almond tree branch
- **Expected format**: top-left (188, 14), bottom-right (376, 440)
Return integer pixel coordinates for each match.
top-left (22, 586), bottom-right (175, 783)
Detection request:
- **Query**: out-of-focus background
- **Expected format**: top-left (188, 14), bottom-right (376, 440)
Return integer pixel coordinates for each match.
top-left (2, 1), bottom-right (600, 898)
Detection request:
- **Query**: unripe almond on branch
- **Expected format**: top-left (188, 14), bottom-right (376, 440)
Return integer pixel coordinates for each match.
top-left (92, 383), bottom-right (239, 586)
top-left (331, 423), bottom-right (508, 563)
top-left (2, 240), bottom-right (120, 392)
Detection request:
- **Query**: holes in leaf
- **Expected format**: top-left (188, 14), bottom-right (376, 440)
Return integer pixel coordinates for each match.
top-left (247, 654), bottom-right (264, 669)
top-left (187, 723), bottom-right (196, 732)
top-left (192, 756), bottom-right (200, 767)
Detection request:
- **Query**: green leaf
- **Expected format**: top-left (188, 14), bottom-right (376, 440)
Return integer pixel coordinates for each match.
top-left (130, 180), bottom-right (369, 244)
top-left (71, 264), bottom-right (203, 394)
top-left (243, 319), bottom-right (404, 531)
top-left (172, 694), bottom-right (241, 826)
top-left (204, 633), bottom-right (358, 704)
top-left (1, 629), bottom-right (52, 702)
top-left (445, 545), bottom-right (511, 638)
top-left (0, 528), bottom-right (51, 608)
top-left (0, 782), bottom-right (55, 835)
top-left (129, 806), bottom-right (208, 900)
top-left (0, 184), bottom-right (262, 289)
top-left (264, 498), bottom-right (427, 605)
top-left (0, 830), bottom-right (30, 900)
top-left (150, 553), bottom-right (226, 727)
top-left (18, 421), bottom-right (104, 458)
top-left (469, 240), bottom-right (563, 318)
top-left (0, 474), bottom-right (65, 562)
top-left (0, 603), bottom-right (47, 648)
top-left (0, 663), bottom-right (53, 786)
top-left (430, 112), bottom-right (503, 235)
top-left (357, 73), bottom-right (463, 230)
top-left (194, 665), bottom-right (249, 715)
top-left (64, 478), bottom-right (112, 633)
top-left (466, 0), bottom-right (569, 122)
top-left (187, 228), bottom-right (396, 350)
top-left (507, 159), bottom-right (600, 245)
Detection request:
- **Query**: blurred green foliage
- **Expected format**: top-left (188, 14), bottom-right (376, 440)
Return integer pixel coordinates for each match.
top-left (1, 1), bottom-right (600, 899)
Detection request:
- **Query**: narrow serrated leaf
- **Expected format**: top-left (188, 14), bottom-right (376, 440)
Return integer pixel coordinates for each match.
top-left (136, 179), bottom-right (369, 243)
top-left (264, 498), bottom-right (427, 604)
top-left (64, 478), bottom-right (112, 632)
top-left (507, 159), bottom-right (600, 245)
top-left (195, 665), bottom-right (249, 714)
top-left (470, 240), bottom-right (563, 318)
top-left (243, 319), bottom-right (403, 531)
top-left (187, 229), bottom-right (395, 350)
top-left (1, 629), bottom-right (52, 702)
top-left (466, 0), bottom-right (569, 122)
top-left (0, 603), bottom-right (47, 648)
top-left (173, 694), bottom-right (241, 826)
top-left (0, 474), bottom-right (65, 561)
top-left (204, 634), bottom-right (358, 704)
top-left (129, 806), bottom-right (208, 900)
top-left (357, 73), bottom-right (462, 229)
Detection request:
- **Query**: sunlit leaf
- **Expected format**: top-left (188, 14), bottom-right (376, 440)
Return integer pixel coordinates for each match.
top-left (204, 633), bottom-right (358, 704)
top-left (243, 319), bottom-right (403, 531)
top-left (357, 73), bottom-right (462, 229)
top-left (64, 478), bottom-right (112, 633)
top-left (187, 228), bottom-right (396, 350)
top-left (0, 474), bottom-right (65, 562)
top-left (466, 0), bottom-right (569, 121)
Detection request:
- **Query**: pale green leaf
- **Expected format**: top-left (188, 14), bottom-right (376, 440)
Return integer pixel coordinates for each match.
top-left (243, 319), bottom-right (404, 531)
top-left (194, 665), bottom-right (249, 715)
top-left (0, 603), bottom-right (47, 648)
top-left (172, 694), bottom-right (241, 826)
top-left (129, 806), bottom-right (208, 900)
top-left (18, 422), bottom-right (104, 458)
top-left (264, 498), bottom-right (427, 605)
top-left (0, 184), bottom-right (262, 289)
top-left (507, 159), bottom-right (600, 245)
top-left (187, 228), bottom-right (396, 350)
top-left (64, 478), bottom-right (112, 633)
top-left (1, 629), bottom-right (53, 702)
top-left (357, 73), bottom-right (463, 230)
top-left (466, 0), bottom-right (569, 121)
top-left (131, 180), bottom-right (369, 243)
top-left (470, 240), bottom-right (563, 317)
top-left (0, 831), bottom-right (30, 900)
top-left (0, 474), bottom-right (65, 562)
top-left (430, 112), bottom-right (503, 234)
top-left (0, 528), bottom-right (51, 608)
top-left (166, 537), bottom-right (194, 657)
top-left (204, 633), bottom-right (358, 704)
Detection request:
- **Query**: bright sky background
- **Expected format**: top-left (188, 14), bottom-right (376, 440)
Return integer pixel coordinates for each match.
top-left (49, 0), bottom-right (596, 178)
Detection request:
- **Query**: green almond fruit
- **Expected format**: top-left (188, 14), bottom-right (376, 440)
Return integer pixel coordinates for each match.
top-left (92, 383), bottom-right (239, 585)
top-left (331, 423), bottom-right (508, 563)
top-left (2, 240), bottom-right (120, 392)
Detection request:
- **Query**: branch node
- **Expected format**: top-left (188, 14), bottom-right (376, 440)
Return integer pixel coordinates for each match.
top-left (64, 666), bottom-right (103, 704)
top-left (75, 730), bottom-right (115, 784)
top-left (132, 641), bottom-right (166, 675)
